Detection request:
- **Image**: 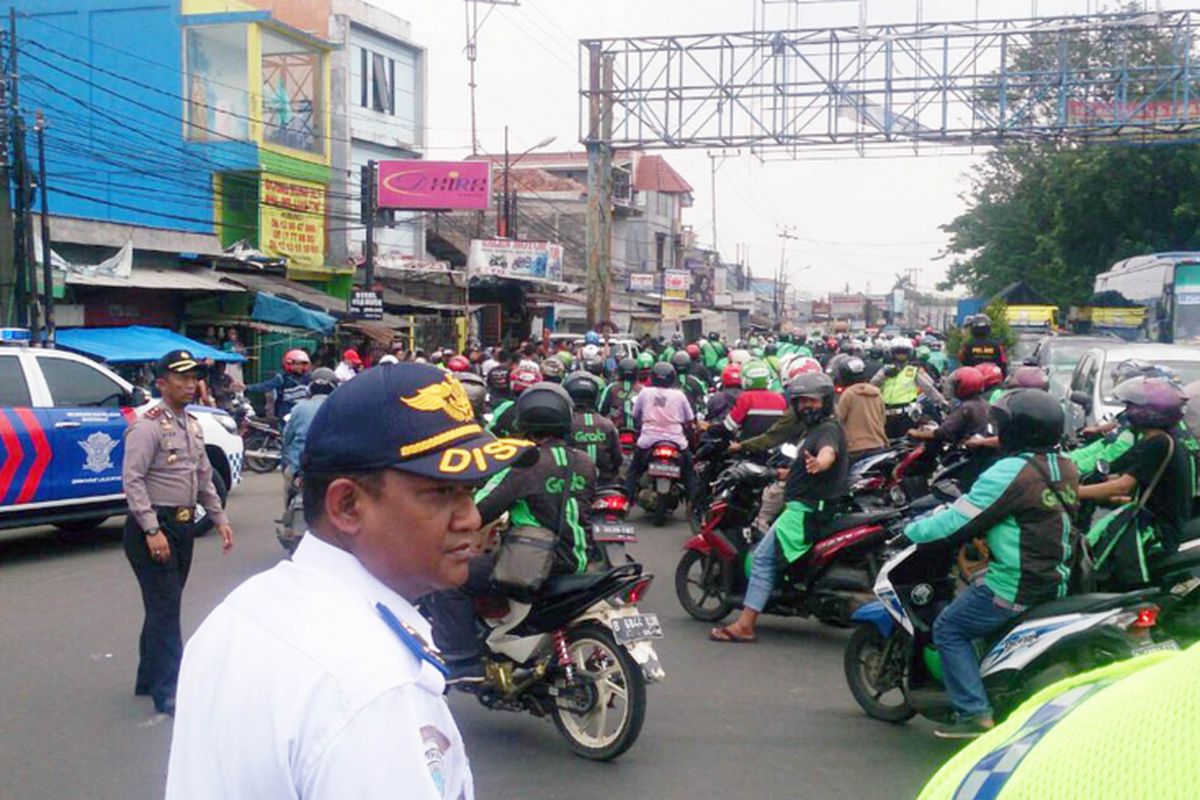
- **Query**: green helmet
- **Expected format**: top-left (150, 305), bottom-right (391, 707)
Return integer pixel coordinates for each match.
top-left (916, 345), bottom-right (932, 361)
top-left (742, 359), bottom-right (772, 390)
top-left (555, 351), bottom-right (574, 368)
top-left (751, 347), bottom-right (765, 359)
top-left (636, 352), bottom-right (654, 369)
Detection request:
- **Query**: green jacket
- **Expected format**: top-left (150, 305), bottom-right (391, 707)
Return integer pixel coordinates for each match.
top-left (739, 407), bottom-right (806, 454)
top-left (1067, 429), bottom-right (1136, 478)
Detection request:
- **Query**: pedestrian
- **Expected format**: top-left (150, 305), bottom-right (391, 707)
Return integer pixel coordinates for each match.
top-left (121, 349), bottom-right (235, 717)
top-left (166, 364), bottom-right (530, 799)
top-left (335, 348), bottom-right (364, 382)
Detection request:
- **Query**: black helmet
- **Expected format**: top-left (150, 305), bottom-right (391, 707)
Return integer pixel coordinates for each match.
top-left (764, 342), bottom-right (778, 356)
top-left (838, 357), bottom-right (868, 387)
top-left (786, 371), bottom-right (835, 425)
top-left (563, 371), bottom-right (601, 410)
top-left (486, 365), bottom-right (510, 394)
top-left (515, 382), bottom-right (574, 436)
top-left (670, 351), bottom-right (692, 371)
top-left (583, 355), bottom-right (605, 377)
top-left (309, 367), bottom-right (338, 396)
top-left (455, 372), bottom-right (487, 420)
top-left (539, 357), bottom-right (566, 383)
top-left (617, 356), bottom-right (638, 379)
top-left (671, 333), bottom-right (684, 347)
top-left (970, 313), bottom-right (992, 336)
top-left (1110, 359), bottom-right (1180, 386)
top-left (989, 389), bottom-right (1063, 453)
top-left (651, 361), bottom-right (677, 388)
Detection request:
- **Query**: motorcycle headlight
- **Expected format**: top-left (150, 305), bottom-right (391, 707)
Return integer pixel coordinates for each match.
top-left (214, 413), bottom-right (238, 435)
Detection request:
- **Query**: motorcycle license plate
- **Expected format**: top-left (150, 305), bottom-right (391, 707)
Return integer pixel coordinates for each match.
top-left (1133, 639), bottom-right (1180, 656)
top-left (593, 522), bottom-right (637, 543)
top-left (611, 614), bottom-right (663, 645)
top-left (647, 463), bottom-right (681, 478)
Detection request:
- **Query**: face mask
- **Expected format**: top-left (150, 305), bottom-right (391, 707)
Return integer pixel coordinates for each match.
top-left (799, 405), bottom-right (827, 426)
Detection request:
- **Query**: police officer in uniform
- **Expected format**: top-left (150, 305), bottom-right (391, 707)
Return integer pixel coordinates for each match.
top-left (958, 313), bottom-right (1009, 375)
top-left (167, 365), bottom-right (533, 799)
top-left (122, 350), bottom-right (234, 716)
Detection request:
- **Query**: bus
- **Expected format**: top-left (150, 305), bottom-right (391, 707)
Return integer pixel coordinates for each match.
top-left (1092, 252), bottom-right (1200, 344)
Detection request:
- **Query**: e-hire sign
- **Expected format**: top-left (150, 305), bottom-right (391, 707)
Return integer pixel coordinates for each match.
top-left (377, 161), bottom-right (491, 211)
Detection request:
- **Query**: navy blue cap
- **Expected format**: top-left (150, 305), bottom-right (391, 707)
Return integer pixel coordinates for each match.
top-left (157, 349), bottom-right (203, 375)
top-left (302, 363), bottom-right (533, 481)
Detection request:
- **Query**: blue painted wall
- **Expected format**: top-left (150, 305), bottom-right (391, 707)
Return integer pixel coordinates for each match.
top-left (10, 1), bottom-right (258, 235)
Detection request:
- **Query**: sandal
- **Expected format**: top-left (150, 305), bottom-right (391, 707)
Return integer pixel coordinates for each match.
top-left (709, 626), bottom-right (757, 644)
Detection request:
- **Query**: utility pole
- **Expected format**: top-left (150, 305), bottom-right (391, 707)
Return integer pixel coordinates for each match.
top-left (585, 45), bottom-right (614, 329)
top-left (0, 22), bottom-right (15, 327)
top-left (706, 150), bottom-right (737, 254)
top-left (774, 225), bottom-right (798, 322)
top-left (9, 7), bottom-right (36, 341)
top-left (463, 0), bottom-right (520, 157)
top-left (360, 162), bottom-right (376, 291)
top-left (35, 111), bottom-right (52, 345)
top-left (499, 124), bottom-right (509, 237)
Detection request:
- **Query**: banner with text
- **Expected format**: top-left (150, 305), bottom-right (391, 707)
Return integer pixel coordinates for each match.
top-left (261, 174), bottom-right (326, 269)
top-left (468, 239), bottom-right (564, 283)
top-left (629, 273), bottom-right (656, 293)
top-left (664, 270), bottom-right (690, 299)
top-left (378, 160), bottom-right (491, 210)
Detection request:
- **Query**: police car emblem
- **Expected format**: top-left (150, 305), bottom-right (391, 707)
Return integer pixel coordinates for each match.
top-left (79, 431), bottom-right (119, 473)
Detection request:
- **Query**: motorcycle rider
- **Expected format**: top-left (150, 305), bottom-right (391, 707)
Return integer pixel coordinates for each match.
top-left (723, 360), bottom-right (787, 440)
top-left (244, 349), bottom-right (311, 421)
top-left (278, 367), bottom-right (338, 546)
top-left (1078, 376), bottom-right (1195, 585)
top-left (904, 390), bottom-right (1078, 738)
top-left (564, 371), bottom-right (623, 486)
top-left (705, 363), bottom-right (743, 423)
top-left (624, 362), bottom-right (698, 503)
top-left (909, 366), bottom-right (990, 447)
top-left (456, 371), bottom-right (489, 423)
top-left (488, 365), bottom-right (542, 438)
top-left (977, 362), bottom-right (1005, 403)
top-left (671, 351), bottom-right (708, 412)
top-left (635, 351), bottom-right (655, 385)
top-left (539, 356), bottom-right (566, 384)
top-left (871, 339), bottom-right (947, 439)
top-left (835, 357), bottom-right (888, 459)
top-left (598, 356), bottom-right (642, 430)
top-left (710, 372), bottom-right (847, 644)
top-left (684, 343), bottom-right (712, 385)
top-left (958, 313), bottom-right (1008, 375)
top-left (924, 337), bottom-right (950, 375)
top-left (333, 349), bottom-right (363, 383)
top-left (429, 383), bottom-right (598, 680)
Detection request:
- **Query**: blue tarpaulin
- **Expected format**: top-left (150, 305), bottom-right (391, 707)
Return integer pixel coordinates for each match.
top-left (251, 292), bottom-right (337, 334)
top-left (56, 326), bottom-right (247, 365)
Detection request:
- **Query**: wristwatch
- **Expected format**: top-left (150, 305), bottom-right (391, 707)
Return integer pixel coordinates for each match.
top-left (145, 528), bottom-right (163, 538)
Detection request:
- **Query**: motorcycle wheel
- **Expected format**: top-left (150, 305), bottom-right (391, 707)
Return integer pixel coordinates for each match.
top-left (674, 550), bottom-right (735, 622)
top-left (652, 492), bottom-right (670, 527)
top-left (551, 623), bottom-right (647, 761)
top-left (244, 430), bottom-right (280, 474)
top-left (843, 624), bottom-right (915, 723)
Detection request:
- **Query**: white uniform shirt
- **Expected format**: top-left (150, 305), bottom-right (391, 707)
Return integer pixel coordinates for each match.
top-left (333, 361), bottom-right (358, 383)
top-left (165, 535), bottom-right (474, 800)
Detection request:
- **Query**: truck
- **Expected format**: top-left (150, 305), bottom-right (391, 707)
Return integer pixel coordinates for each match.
top-left (1091, 252), bottom-right (1200, 344)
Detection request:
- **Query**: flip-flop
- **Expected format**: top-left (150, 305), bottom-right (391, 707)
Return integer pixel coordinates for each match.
top-left (709, 626), bottom-right (757, 644)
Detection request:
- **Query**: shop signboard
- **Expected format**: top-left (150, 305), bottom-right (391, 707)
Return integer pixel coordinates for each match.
top-left (664, 270), bottom-right (689, 299)
top-left (468, 239), bottom-right (564, 283)
top-left (378, 160), bottom-right (492, 211)
top-left (629, 273), bottom-right (656, 293)
top-left (261, 174), bottom-right (326, 269)
top-left (349, 290), bottom-right (384, 321)
top-left (662, 298), bottom-right (690, 320)
top-left (829, 292), bottom-right (864, 319)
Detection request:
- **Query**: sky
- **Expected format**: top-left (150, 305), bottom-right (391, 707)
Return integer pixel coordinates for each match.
top-left (381, 0), bottom-right (1180, 298)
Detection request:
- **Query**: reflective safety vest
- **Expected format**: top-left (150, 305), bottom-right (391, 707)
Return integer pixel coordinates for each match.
top-left (881, 365), bottom-right (920, 405)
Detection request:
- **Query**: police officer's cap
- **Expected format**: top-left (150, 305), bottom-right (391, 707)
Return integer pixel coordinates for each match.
top-left (302, 364), bottom-right (535, 481)
top-left (156, 349), bottom-right (203, 376)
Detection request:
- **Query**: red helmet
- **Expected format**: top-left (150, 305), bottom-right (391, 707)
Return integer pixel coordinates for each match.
top-left (721, 363), bottom-right (742, 389)
top-left (283, 349), bottom-right (311, 374)
top-left (509, 366), bottom-right (542, 395)
top-left (950, 366), bottom-right (985, 400)
top-left (976, 362), bottom-right (1003, 389)
top-left (787, 357), bottom-right (822, 381)
top-left (446, 355), bottom-right (470, 373)
top-left (686, 343), bottom-right (701, 360)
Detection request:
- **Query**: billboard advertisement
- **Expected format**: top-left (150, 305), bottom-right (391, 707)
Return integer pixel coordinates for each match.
top-left (664, 270), bottom-right (690, 299)
top-left (468, 239), bottom-right (564, 283)
top-left (261, 174), bottom-right (326, 269)
top-left (629, 273), bottom-right (656, 293)
top-left (377, 160), bottom-right (492, 211)
top-left (829, 292), bottom-right (864, 319)
top-left (662, 298), bottom-right (690, 320)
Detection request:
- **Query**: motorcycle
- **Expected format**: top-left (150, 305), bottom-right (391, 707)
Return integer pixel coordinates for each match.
top-left (636, 440), bottom-right (686, 526)
top-left (675, 456), bottom-right (898, 625)
top-left (844, 533), bottom-right (1171, 725)
top-left (447, 563), bottom-right (664, 761)
top-left (235, 396), bottom-right (282, 473)
top-left (591, 488), bottom-right (637, 567)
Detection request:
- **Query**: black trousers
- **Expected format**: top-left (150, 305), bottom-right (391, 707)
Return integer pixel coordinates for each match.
top-left (624, 445), bottom-right (697, 500)
top-left (123, 511), bottom-right (196, 707)
top-left (427, 553), bottom-right (498, 662)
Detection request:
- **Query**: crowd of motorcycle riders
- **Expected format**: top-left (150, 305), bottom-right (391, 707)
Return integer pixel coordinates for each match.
top-left (253, 311), bottom-right (1200, 741)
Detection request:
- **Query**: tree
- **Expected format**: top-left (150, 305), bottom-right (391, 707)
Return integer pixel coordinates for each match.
top-left (939, 6), bottom-right (1200, 304)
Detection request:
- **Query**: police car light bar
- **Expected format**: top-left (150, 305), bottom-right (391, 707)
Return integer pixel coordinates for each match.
top-left (0, 328), bottom-right (32, 344)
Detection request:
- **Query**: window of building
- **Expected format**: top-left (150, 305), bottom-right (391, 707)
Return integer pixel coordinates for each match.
top-left (655, 232), bottom-right (666, 271)
top-left (40, 359), bottom-right (127, 408)
top-left (185, 25), bottom-right (250, 141)
top-left (357, 46), bottom-right (402, 116)
top-left (261, 29), bottom-right (324, 155)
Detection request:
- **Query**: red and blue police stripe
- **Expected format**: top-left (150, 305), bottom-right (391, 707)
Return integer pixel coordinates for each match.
top-left (0, 408), bottom-right (52, 506)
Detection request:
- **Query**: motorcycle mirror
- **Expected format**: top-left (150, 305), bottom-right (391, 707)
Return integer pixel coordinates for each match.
top-left (1097, 460), bottom-right (1111, 476)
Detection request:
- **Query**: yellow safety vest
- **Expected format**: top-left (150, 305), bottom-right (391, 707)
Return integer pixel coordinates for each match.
top-left (881, 365), bottom-right (920, 405)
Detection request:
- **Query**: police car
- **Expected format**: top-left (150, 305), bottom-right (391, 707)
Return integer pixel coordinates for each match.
top-left (0, 329), bottom-right (243, 534)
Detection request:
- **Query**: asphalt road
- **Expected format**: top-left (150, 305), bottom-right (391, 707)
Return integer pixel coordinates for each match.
top-left (0, 473), bottom-right (958, 800)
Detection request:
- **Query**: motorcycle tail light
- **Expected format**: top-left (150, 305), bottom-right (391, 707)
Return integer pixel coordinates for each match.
top-left (626, 576), bottom-right (653, 604)
top-left (593, 494), bottom-right (629, 512)
top-left (652, 446), bottom-right (678, 459)
top-left (1133, 605), bottom-right (1159, 629)
top-left (619, 432), bottom-right (635, 445)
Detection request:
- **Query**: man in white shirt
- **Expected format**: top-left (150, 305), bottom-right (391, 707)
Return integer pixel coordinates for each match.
top-left (166, 365), bottom-right (534, 799)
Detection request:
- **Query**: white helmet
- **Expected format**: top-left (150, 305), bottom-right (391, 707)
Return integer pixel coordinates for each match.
top-left (582, 344), bottom-right (600, 360)
top-left (378, 354), bottom-right (400, 365)
top-left (729, 348), bottom-right (753, 365)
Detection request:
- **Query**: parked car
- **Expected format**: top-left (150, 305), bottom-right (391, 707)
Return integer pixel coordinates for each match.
top-left (0, 339), bottom-right (243, 534)
top-left (546, 333), bottom-right (641, 362)
top-left (1026, 334), bottom-right (1121, 403)
top-left (1064, 342), bottom-right (1200, 432)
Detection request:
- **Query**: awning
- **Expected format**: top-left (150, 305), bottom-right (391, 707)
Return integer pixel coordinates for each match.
top-left (65, 266), bottom-right (243, 292)
top-left (251, 292), bottom-right (337, 335)
top-left (216, 270), bottom-right (344, 314)
top-left (56, 325), bottom-right (246, 365)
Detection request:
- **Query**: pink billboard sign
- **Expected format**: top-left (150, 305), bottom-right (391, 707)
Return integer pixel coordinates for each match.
top-left (377, 160), bottom-right (492, 211)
